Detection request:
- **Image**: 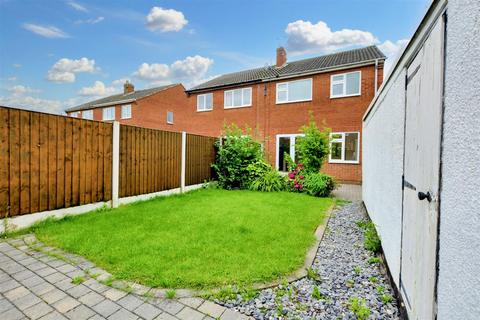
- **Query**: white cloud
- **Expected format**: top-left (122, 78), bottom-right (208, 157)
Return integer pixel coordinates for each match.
top-left (145, 7), bottom-right (188, 32)
top-left (0, 95), bottom-right (65, 115)
top-left (78, 81), bottom-right (117, 96)
top-left (133, 55), bottom-right (213, 86)
top-left (46, 57), bottom-right (97, 83)
top-left (12, 63), bottom-right (21, 68)
top-left (67, 1), bottom-right (88, 12)
top-left (23, 23), bottom-right (69, 38)
top-left (112, 77), bottom-right (131, 87)
top-left (285, 20), bottom-right (378, 55)
top-left (7, 76), bottom-right (17, 81)
top-left (8, 85), bottom-right (40, 95)
top-left (75, 16), bottom-right (104, 25)
top-left (378, 39), bottom-right (409, 74)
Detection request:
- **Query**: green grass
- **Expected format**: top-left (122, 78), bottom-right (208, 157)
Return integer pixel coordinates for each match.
top-left (28, 189), bottom-right (333, 289)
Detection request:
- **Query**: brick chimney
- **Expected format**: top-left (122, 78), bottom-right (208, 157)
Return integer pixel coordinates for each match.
top-left (124, 81), bottom-right (134, 94)
top-left (276, 47), bottom-right (287, 67)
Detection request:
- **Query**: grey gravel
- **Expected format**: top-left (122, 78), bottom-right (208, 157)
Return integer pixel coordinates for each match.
top-left (215, 202), bottom-right (401, 320)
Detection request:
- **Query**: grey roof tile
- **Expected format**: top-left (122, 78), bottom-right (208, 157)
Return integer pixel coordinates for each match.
top-left (187, 45), bottom-right (385, 92)
top-left (65, 84), bottom-right (179, 113)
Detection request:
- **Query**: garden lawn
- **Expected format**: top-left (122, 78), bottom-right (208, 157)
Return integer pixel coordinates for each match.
top-left (30, 189), bottom-right (333, 289)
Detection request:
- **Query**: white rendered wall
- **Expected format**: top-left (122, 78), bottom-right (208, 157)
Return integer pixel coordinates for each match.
top-left (362, 70), bottom-right (406, 286)
top-left (437, 0), bottom-right (480, 318)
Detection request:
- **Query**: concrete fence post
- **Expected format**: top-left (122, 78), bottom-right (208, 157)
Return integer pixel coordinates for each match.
top-left (112, 121), bottom-right (120, 208)
top-left (181, 131), bottom-right (186, 192)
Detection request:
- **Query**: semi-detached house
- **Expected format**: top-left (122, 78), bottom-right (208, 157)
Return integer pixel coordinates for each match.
top-left (66, 45), bottom-right (385, 184)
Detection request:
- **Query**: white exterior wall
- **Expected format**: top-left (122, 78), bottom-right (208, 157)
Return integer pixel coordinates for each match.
top-left (362, 70), bottom-right (406, 286)
top-left (437, 0), bottom-right (480, 318)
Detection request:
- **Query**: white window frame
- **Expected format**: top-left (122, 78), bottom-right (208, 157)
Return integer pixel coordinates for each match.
top-left (329, 132), bottom-right (360, 164)
top-left (275, 133), bottom-right (305, 171)
top-left (166, 111), bottom-right (173, 124)
top-left (197, 93), bottom-right (213, 112)
top-left (121, 104), bottom-right (132, 119)
top-left (102, 107), bottom-right (115, 121)
top-left (276, 78), bottom-right (313, 104)
top-left (82, 110), bottom-right (93, 120)
top-left (224, 87), bottom-right (252, 109)
top-left (330, 71), bottom-right (362, 98)
top-left (70, 112), bottom-right (79, 118)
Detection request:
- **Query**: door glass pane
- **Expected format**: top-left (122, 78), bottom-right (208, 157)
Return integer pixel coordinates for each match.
top-left (278, 137), bottom-right (291, 171)
top-left (331, 142), bottom-right (342, 160)
top-left (346, 72), bottom-right (360, 95)
top-left (288, 79), bottom-right (311, 101)
top-left (345, 133), bottom-right (358, 161)
top-left (242, 88), bottom-right (251, 105)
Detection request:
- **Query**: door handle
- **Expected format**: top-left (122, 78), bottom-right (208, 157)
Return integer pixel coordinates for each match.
top-left (418, 191), bottom-right (432, 202)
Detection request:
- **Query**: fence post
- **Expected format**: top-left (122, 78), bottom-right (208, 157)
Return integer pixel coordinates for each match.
top-left (181, 131), bottom-right (186, 192)
top-left (111, 121), bottom-right (120, 208)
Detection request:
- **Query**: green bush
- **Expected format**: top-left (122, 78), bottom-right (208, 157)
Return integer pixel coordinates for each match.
top-left (211, 125), bottom-right (263, 189)
top-left (302, 172), bottom-right (336, 197)
top-left (295, 113), bottom-right (331, 173)
top-left (357, 221), bottom-right (381, 253)
top-left (249, 170), bottom-right (286, 192)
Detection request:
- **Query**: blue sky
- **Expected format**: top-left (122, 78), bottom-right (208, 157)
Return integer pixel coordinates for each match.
top-left (0, 0), bottom-right (430, 114)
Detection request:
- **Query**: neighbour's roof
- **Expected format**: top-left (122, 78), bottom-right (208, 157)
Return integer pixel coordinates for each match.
top-left (65, 83), bottom-right (179, 113)
top-left (187, 45), bottom-right (386, 92)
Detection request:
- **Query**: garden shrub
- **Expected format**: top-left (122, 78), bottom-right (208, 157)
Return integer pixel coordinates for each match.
top-left (357, 221), bottom-right (382, 253)
top-left (302, 172), bottom-right (336, 197)
top-left (212, 125), bottom-right (263, 189)
top-left (249, 169), bottom-right (286, 192)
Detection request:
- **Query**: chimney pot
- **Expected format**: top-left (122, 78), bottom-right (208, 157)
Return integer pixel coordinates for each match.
top-left (276, 47), bottom-right (287, 67)
top-left (124, 81), bottom-right (134, 94)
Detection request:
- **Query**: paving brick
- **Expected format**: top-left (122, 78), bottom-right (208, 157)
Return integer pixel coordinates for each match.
top-left (117, 295), bottom-right (144, 310)
top-left (66, 284), bottom-right (91, 298)
top-left (20, 275), bottom-right (45, 288)
top-left (2, 306), bottom-right (24, 320)
top-left (83, 279), bottom-right (110, 293)
top-left (154, 300), bottom-right (185, 315)
top-left (154, 313), bottom-right (177, 320)
top-left (89, 315), bottom-right (107, 320)
top-left (198, 300), bottom-right (226, 318)
top-left (11, 269), bottom-right (36, 281)
top-left (1, 261), bottom-right (24, 274)
top-left (38, 310), bottom-right (69, 320)
top-left (92, 299), bottom-right (121, 317)
top-left (47, 260), bottom-right (66, 268)
top-left (103, 288), bottom-right (128, 301)
top-left (57, 264), bottom-right (78, 274)
top-left (108, 308), bottom-right (139, 320)
top-left (56, 278), bottom-right (77, 291)
top-left (78, 291), bottom-right (105, 307)
top-left (53, 296), bottom-right (81, 313)
top-left (65, 304), bottom-right (96, 320)
top-left (4, 285), bottom-right (30, 301)
top-left (45, 272), bottom-right (69, 284)
top-left (0, 279), bottom-right (21, 293)
top-left (28, 261), bottom-right (48, 272)
top-left (36, 266), bottom-right (58, 277)
top-left (12, 292), bottom-right (42, 310)
top-left (134, 303), bottom-right (163, 320)
top-left (41, 289), bottom-right (68, 304)
top-left (176, 306), bottom-right (204, 320)
top-left (220, 309), bottom-right (249, 320)
top-left (178, 297), bottom-right (204, 309)
top-left (0, 297), bottom-right (14, 312)
top-left (23, 301), bottom-right (53, 319)
top-left (18, 257), bottom-right (38, 266)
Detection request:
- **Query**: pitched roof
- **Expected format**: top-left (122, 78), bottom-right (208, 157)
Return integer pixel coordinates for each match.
top-left (187, 46), bottom-right (385, 92)
top-left (65, 84), bottom-right (180, 113)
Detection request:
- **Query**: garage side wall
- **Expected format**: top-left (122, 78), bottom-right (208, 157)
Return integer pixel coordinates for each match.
top-left (362, 70), bottom-right (406, 286)
top-left (437, 0), bottom-right (480, 318)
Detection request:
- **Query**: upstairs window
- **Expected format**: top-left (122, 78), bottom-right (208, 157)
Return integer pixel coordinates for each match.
top-left (167, 111), bottom-right (173, 124)
top-left (121, 104), bottom-right (132, 119)
top-left (197, 93), bottom-right (213, 111)
top-left (70, 112), bottom-right (79, 118)
top-left (224, 87), bottom-right (252, 108)
top-left (82, 110), bottom-right (93, 120)
top-left (276, 78), bottom-right (312, 104)
top-left (102, 107), bottom-right (115, 121)
top-left (329, 132), bottom-right (360, 164)
top-left (330, 71), bottom-right (361, 98)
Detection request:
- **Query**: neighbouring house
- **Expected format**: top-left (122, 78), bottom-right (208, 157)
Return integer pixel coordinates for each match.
top-left (186, 46), bottom-right (385, 184)
top-left (65, 82), bottom-right (190, 131)
top-left (362, 0), bottom-right (480, 319)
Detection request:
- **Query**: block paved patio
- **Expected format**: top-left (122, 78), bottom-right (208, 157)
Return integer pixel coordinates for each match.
top-left (0, 236), bottom-right (251, 320)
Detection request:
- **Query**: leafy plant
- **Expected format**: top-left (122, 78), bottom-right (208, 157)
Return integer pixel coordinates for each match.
top-left (348, 297), bottom-right (371, 320)
top-left (302, 172), bottom-right (336, 197)
top-left (166, 289), bottom-right (176, 299)
top-left (368, 276), bottom-right (378, 283)
top-left (312, 286), bottom-right (326, 300)
top-left (346, 279), bottom-right (355, 287)
top-left (306, 267), bottom-right (320, 281)
top-left (71, 276), bottom-right (85, 285)
top-left (212, 124), bottom-right (264, 190)
top-left (368, 257), bottom-right (381, 264)
top-left (248, 166), bottom-right (286, 192)
top-left (376, 285), bottom-right (385, 294)
top-left (353, 266), bottom-right (362, 275)
top-left (295, 113), bottom-right (331, 173)
top-left (381, 294), bottom-right (393, 304)
top-left (357, 220), bottom-right (381, 253)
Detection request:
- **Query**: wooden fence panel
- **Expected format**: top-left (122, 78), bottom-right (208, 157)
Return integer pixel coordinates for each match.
top-left (0, 107), bottom-right (113, 218)
top-left (186, 134), bottom-right (216, 186)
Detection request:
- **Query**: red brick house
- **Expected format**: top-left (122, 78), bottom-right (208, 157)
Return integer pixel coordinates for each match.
top-left (65, 82), bottom-right (191, 132)
top-left (66, 46), bottom-right (385, 183)
top-left (185, 46), bottom-right (385, 183)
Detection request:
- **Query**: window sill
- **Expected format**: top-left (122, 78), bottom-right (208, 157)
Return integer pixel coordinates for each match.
top-left (330, 93), bottom-right (361, 99)
top-left (121, 117), bottom-right (131, 120)
top-left (276, 99), bottom-right (312, 105)
top-left (197, 109), bottom-right (213, 112)
top-left (328, 160), bottom-right (360, 165)
top-left (224, 105), bottom-right (252, 109)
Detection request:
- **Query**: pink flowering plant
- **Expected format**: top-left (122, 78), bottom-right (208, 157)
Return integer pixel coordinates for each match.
top-left (287, 162), bottom-right (306, 192)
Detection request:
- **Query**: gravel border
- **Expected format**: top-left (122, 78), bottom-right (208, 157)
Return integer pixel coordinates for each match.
top-left (214, 202), bottom-right (401, 319)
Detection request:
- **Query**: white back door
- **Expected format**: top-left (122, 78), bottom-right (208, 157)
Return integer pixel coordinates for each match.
top-left (400, 17), bottom-right (444, 320)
